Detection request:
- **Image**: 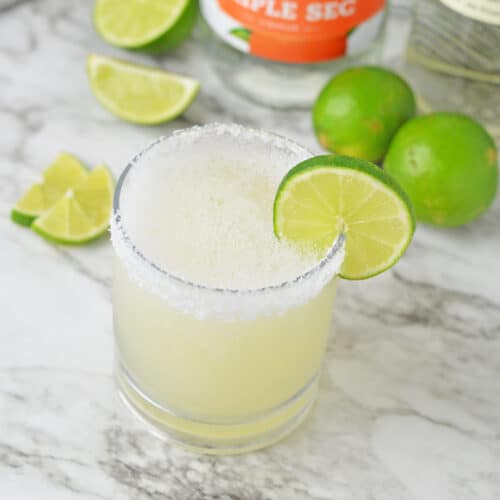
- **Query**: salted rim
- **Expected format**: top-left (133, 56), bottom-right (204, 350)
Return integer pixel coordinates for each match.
top-left (111, 123), bottom-right (345, 319)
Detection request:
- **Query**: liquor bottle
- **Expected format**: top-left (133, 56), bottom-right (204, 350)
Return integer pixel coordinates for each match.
top-left (200, 0), bottom-right (387, 108)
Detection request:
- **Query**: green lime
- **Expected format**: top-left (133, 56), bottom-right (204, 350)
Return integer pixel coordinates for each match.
top-left (87, 54), bottom-right (200, 125)
top-left (274, 155), bottom-right (415, 280)
top-left (32, 165), bottom-right (114, 244)
top-left (94, 0), bottom-right (197, 54)
top-left (313, 66), bottom-right (416, 162)
top-left (11, 153), bottom-right (89, 226)
top-left (384, 113), bottom-right (498, 227)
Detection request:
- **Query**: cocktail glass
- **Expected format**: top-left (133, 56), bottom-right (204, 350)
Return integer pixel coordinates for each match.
top-left (111, 124), bottom-right (344, 454)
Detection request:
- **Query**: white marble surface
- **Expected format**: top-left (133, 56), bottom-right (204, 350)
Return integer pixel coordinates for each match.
top-left (1, 1), bottom-right (500, 499)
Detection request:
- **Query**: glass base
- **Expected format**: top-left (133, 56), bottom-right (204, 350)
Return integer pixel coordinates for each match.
top-left (115, 360), bottom-right (319, 455)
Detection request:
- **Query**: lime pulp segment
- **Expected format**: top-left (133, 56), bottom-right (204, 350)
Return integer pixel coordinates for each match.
top-left (274, 155), bottom-right (415, 280)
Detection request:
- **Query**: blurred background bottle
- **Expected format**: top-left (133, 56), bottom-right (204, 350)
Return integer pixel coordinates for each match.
top-left (200, 0), bottom-right (388, 108)
top-left (405, 0), bottom-right (500, 140)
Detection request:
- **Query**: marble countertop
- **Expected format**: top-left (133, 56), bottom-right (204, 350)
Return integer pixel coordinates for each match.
top-left (1, 1), bottom-right (499, 499)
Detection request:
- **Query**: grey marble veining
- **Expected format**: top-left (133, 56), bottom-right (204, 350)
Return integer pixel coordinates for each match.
top-left (1, 1), bottom-right (499, 499)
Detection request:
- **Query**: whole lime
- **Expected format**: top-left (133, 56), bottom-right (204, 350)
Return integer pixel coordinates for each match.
top-left (313, 66), bottom-right (416, 162)
top-left (384, 112), bottom-right (498, 227)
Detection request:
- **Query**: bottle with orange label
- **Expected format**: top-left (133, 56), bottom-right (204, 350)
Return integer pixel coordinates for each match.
top-left (200, 0), bottom-right (387, 107)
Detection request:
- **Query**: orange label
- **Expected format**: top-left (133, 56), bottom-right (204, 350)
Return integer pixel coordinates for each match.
top-left (214, 0), bottom-right (385, 62)
top-left (202, 0), bottom-right (386, 63)
top-left (219, 0), bottom-right (384, 34)
top-left (250, 31), bottom-right (347, 63)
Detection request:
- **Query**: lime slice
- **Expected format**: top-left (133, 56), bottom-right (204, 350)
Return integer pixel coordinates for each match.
top-left (87, 54), bottom-right (200, 125)
top-left (32, 165), bottom-right (113, 244)
top-left (274, 155), bottom-right (415, 280)
top-left (94, 0), bottom-right (197, 53)
top-left (11, 153), bottom-right (88, 226)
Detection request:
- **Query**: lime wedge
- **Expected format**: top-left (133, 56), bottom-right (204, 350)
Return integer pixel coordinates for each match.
top-left (87, 54), bottom-right (200, 125)
top-left (32, 165), bottom-right (113, 244)
top-left (274, 155), bottom-right (415, 280)
top-left (94, 0), bottom-right (197, 53)
top-left (11, 153), bottom-right (88, 226)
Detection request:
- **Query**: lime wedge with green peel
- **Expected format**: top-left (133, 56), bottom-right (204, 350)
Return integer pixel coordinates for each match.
top-left (11, 153), bottom-right (88, 226)
top-left (87, 54), bottom-right (200, 125)
top-left (94, 0), bottom-right (197, 53)
top-left (274, 155), bottom-right (415, 280)
top-left (32, 165), bottom-right (114, 244)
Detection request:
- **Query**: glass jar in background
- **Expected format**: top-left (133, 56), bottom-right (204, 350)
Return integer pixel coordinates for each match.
top-left (405, 0), bottom-right (500, 140)
top-left (200, 0), bottom-right (388, 108)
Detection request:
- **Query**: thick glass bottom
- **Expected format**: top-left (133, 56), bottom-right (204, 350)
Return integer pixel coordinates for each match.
top-left (115, 360), bottom-right (319, 455)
